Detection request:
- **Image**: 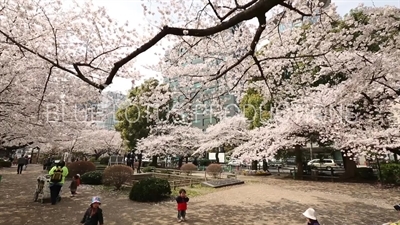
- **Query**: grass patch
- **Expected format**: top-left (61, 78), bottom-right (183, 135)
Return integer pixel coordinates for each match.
top-left (171, 184), bottom-right (215, 197)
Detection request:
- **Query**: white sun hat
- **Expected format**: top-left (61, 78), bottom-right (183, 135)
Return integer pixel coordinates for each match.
top-left (90, 196), bottom-right (101, 205)
top-left (302, 208), bottom-right (317, 220)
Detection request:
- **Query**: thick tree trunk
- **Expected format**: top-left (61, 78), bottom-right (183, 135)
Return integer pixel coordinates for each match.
top-left (185, 156), bottom-right (189, 164)
top-left (178, 156), bottom-right (183, 168)
top-left (251, 160), bottom-right (258, 170)
top-left (262, 159), bottom-right (268, 171)
top-left (193, 157), bottom-right (198, 166)
top-left (215, 148), bottom-right (219, 163)
top-left (342, 151), bottom-right (357, 178)
top-left (295, 145), bottom-right (303, 179)
top-left (150, 155), bottom-right (158, 167)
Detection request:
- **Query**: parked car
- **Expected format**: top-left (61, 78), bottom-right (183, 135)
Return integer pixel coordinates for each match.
top-left (307, 159), bottom-right (338, 169)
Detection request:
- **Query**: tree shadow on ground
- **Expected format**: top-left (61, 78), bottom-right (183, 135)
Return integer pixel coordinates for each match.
top-left (0, 166), bottom-right (397, 225)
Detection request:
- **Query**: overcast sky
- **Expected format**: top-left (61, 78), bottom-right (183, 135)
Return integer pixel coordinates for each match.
top-left (98, 0), bottom-right (400, 93)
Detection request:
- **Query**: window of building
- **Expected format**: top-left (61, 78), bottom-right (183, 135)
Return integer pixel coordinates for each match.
top-left (194, 82), bottom-right (202, 88)
top-left (293, 21), bottom-right (302, 28)
top-left (203, 118), bottom-right (211, 126)
top-left (192, 118), bottom-right (202, 125)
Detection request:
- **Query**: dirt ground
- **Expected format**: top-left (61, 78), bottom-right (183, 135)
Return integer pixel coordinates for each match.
top-left (0, 164), bottom-right (398, 225)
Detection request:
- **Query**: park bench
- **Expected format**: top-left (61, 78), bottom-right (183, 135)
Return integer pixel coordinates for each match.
top-left (108, 155), bottom-right (125, 166)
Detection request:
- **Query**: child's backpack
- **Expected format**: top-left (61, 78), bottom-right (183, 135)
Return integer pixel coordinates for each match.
top-left (50, 167), bottom-right (63, 183)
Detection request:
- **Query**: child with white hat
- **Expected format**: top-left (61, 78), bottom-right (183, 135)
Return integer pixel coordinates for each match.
top-left (302, 208), bottom-right (320, 225)
top-left (80, 196), bottom-right (104, 225)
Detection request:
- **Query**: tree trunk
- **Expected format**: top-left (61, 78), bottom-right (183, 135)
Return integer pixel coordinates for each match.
top-left (185, 156), bottom-right (189, 164)
top-left (394, 154), bottom-right (398, 163)
top-left (94, 151), bottom-right (102, 160)
top-left (215, 148), bottom-right (219, 163)
top-left (342, 151), bottom-right (357, 178)
top-left (262, 159), bottom-right (268, 171)
top-left (137, 153), bottom-right (142, 173)
top-left (193, 157), bottom-right (198, 166)
top-left (178, 156), bottom-right (183, 168)
top-left (295, 145), bottom-right (303, 179)
top-left (150, 155), bottom-right (158, 167)
top-left (251, 160), bottom-right (258, 170)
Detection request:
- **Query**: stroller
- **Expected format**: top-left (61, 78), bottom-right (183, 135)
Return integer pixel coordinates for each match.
top-left (33, 174), bottom-right (62, 203)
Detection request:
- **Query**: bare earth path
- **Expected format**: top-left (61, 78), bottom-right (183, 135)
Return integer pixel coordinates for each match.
top-left (0, 165), bottom-right (398, 225)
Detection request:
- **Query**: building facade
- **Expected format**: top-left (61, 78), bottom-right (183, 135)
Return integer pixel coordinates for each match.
top-left (96, 91), bottom-right (126, 130)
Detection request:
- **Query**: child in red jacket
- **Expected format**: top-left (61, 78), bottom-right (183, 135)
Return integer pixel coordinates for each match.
top-left (176, 189), bottom-right (189, 222)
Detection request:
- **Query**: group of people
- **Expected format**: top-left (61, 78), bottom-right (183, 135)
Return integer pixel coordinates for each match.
top-left (47, 160), bottom-right (104, 225)
top-left (42, 160), bottom-right (399, 225)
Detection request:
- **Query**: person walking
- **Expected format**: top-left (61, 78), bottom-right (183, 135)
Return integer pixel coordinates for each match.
top-left (48, 161), bottom-right (69, 205)
top-left (80, 196), bottom-right (104, 225)
top-left (69, 174), bottom-right (80, 197)
top-left (24, 155), bottom-right (29, 171)
top-left (302, 208), bottom-right (320, 225)
top-left (17, 156), bottom-right (26, 174)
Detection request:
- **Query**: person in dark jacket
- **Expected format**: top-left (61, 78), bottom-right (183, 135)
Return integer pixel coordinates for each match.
top-left (176, 189), bottom-right (189, 222)
top-left (81, 196), bottom-right (104, 225)
top-left (303, 208), bottom-right (320, 225)
top-left (24, 155), bottom-right (29, 170)
top-left (17, 156), bottom-right (26, 174)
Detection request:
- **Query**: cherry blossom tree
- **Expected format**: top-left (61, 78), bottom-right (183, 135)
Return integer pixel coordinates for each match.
top-left (2, 0), bottom-right (399, 180)
top-left (0, 0), bottom-right (134, 151)
top-left (193, 115), bottom-right (249, 162)
top-left (137, 123), bottom-right (203, 167)
top-left (50, 128), bottom-right (123, 159)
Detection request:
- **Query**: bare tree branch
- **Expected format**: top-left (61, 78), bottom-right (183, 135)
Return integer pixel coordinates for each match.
top-left (37, 65), bottom-right (55, 116)
top-left (104, 0), bottom-right (311, 87)
top-left (0, 74), bottom-right (16, 95)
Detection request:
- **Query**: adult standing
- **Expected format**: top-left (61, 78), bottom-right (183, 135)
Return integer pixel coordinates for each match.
top-left (137, 151), bottom-right (142, 173)
top-left (126, 152), bottom-right (132, 167)
top-left (48, 161), bottom-right (69, 205)
top-left (24, 155), bottom-right (29, 171)
top-left (17, 156), bottom-right (25, 174)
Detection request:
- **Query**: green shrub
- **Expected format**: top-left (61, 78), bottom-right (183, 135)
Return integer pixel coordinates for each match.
top-left (198, 159), bottom-right (211, 167)
top-left (380, 163), bottom-right (400, 184)
top-left (181, 163), bottom-right (197, 175)
top-left (129, 177), bottom-right (171, 202)
top-left (142, 166), bottom-right (155, 173)
top-left (0, 161), bottom-right (12, 168)
top-left (206, 163), bottom-right (222, 178)
top-left (99, 157), bottom-right (109, 165)
top-left (103, 165), bottom-right (133, 190)
top-left (80, 171), bottom-right (103, 185)
top-left (66, 161), bottom-right (96, 178)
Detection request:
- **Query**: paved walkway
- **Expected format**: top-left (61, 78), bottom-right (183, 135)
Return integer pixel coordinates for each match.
top-left (0, 165), bottom-right (397, 224)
